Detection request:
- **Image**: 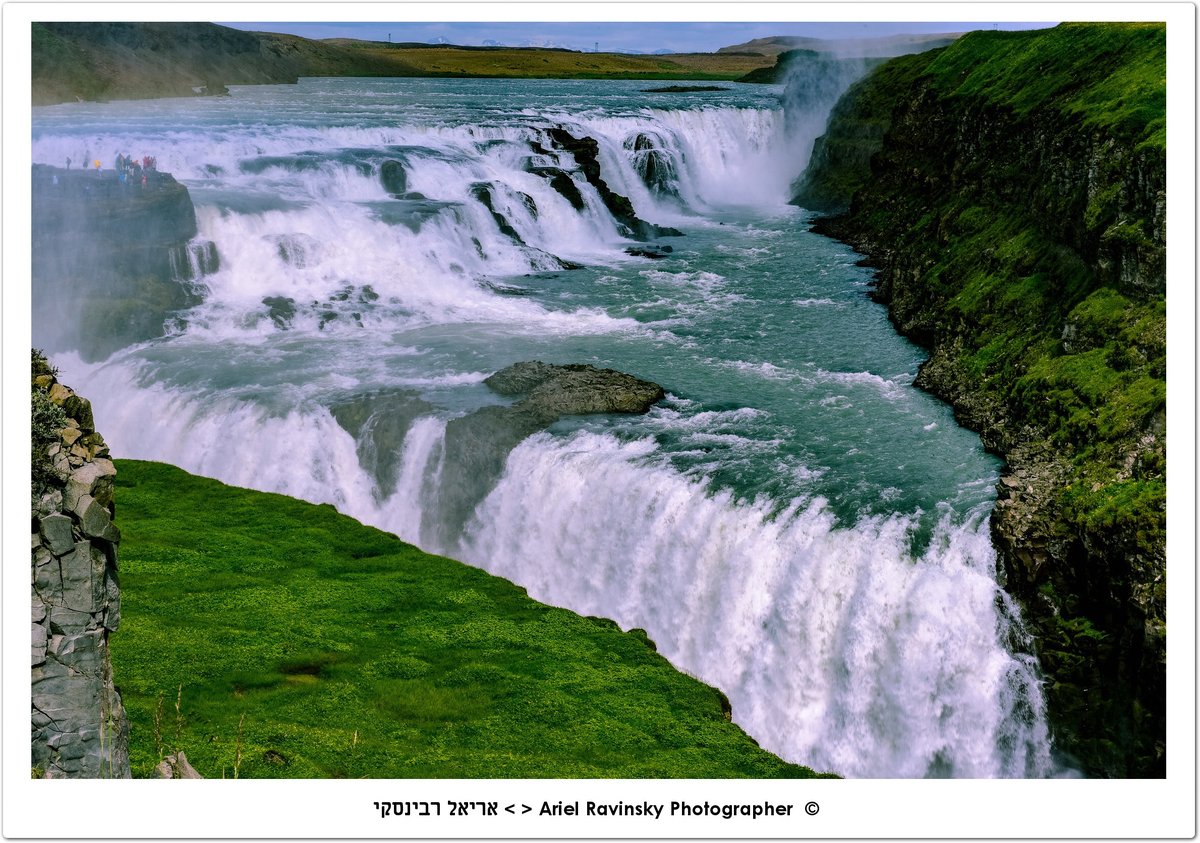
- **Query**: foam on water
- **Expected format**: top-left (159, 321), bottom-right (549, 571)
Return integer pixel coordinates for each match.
top-left (35, 91), bottom-right (807, 341)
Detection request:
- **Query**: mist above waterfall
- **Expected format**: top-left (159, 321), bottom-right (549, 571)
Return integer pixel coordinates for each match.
top-left (776, 51), bottom-right (874, 178)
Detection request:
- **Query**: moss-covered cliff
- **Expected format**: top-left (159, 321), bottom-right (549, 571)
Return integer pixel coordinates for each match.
top-left (797, 23), bottom-right (1166, 777)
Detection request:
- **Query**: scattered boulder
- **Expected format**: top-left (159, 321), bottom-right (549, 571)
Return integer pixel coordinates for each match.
top-left (379, 160), bottom-right (407, 197)
top-left (625, 245), bottom-right (673, 260)
top-left (262, 296), bottom-right (296, 329)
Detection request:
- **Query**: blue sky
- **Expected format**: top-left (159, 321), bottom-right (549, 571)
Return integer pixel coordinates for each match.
top-left (221, 21), bottom-right (1053, 54)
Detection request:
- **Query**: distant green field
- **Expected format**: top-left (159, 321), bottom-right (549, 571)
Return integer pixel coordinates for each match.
top-left (108, 460), bottom-right (828, 779)
top-left (333, 43), bottom-right (772, 81)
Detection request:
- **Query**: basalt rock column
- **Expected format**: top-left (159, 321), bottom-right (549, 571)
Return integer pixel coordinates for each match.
top-left (31, 353), bottom-right (131, 778)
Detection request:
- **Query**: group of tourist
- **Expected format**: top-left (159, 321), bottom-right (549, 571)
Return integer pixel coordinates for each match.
top-left (63, 153), bottom-right (100, 173)
top-left (114, 152), bottom-right (157, 186)
top-left (63, 151), bottom-right (159, 187)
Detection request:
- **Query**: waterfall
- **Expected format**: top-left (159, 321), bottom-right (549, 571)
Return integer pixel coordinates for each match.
top-left (36, 78), bottom-right (1060, 778)
top-left (70, 357), bottom-right (1057, 777)
top-left (778, 51), bottom-right (875, 176)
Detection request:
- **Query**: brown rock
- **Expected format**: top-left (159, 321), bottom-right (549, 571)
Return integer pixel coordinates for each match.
top-left (155, 752), bottom-right (203, 779)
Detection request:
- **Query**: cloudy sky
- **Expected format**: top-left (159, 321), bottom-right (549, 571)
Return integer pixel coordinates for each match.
top-left (220, 21), bottom-right (1053, 53)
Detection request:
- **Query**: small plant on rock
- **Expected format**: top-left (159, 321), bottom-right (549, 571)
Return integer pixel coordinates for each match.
top-left (31, 348), bottom-right (66, 499)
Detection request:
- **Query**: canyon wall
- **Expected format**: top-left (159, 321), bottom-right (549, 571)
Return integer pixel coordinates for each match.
top-left (797, 23), bottom-right (1166, 776)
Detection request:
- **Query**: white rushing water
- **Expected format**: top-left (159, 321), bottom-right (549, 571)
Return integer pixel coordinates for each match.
top-left (34, 76), bottom-right (1060, 777)
top-left (463, 432), bottom-right (1051, 778)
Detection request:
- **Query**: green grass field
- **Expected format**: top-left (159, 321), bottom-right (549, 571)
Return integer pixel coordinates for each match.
top-left (108, 460), bottom-right (829, 779)
top-left (327, 42), bottom-right (772, 81)
top-left (921, 23), bottom-right (1165, 150)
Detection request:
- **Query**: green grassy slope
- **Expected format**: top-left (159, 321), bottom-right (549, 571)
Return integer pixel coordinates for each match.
top-left (108, 460), bottom-right (828, 779)
top-left (920, 24), bottom-right (1165, 148)
top-left (32, 22), bottom-right (773, 105)
top-left (32, 22), bottom-right (301, 104)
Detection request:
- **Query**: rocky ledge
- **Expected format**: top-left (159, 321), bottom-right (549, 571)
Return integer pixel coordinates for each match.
top-left (32, 164), bottom-right (211, 361)
top-left (541, 129), bottom-right (683, 240)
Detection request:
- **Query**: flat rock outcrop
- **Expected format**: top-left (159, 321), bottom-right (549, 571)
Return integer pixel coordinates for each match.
top-left (435, 362), bottom-right (665, 545)
top-left (31, 352), bottom-right (130, 778)
top-left (483, 361), bottom-right (666, 416)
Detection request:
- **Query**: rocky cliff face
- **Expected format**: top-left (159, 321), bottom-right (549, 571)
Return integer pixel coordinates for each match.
top-left (798, 23), bottom-right (1166, 776)
top-left (32, 165), bottom-right (210, 361)
top-left (31, 352), bottom-right (130, 778)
